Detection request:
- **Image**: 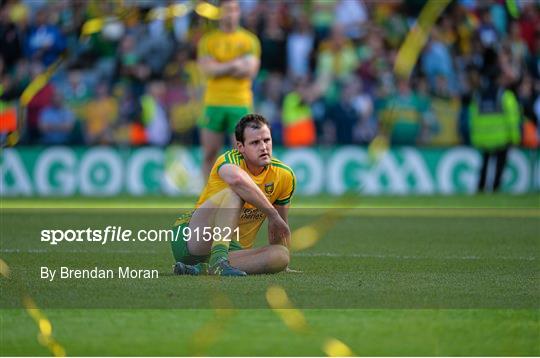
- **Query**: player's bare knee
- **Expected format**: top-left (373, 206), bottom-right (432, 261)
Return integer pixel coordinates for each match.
top-left (268, 245), bottom-right (289, 272)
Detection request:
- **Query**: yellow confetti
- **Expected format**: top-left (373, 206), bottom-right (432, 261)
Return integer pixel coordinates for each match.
top-left (188, 292), bottom-right (236, 356)
top-left (394, 0), bottom-right (451, 79)
top-left (51, 343), bottom-right (66, 357)
top-left (0, 258), bottom-right (11, 278)
top-left (290, 225), bottom-right (320, 252)
top-left (20, 58), bottom-right (64, 107)
top-left (323, 338), bottom-right (355, 357)
top-left (266, 286), bottom-right (308, 332)
top-left (81, 17), bottom-right (104, 35)
top-left (195, 2), bottom-right (220, 20)
top-left (368, 135), bottom-right (390, 163)
top-left (39, 318), bottom-right (52, 337)
top-left (266, 285), bottom-right (290, 309)
top-left (22, 296), bottom-right (66, 356)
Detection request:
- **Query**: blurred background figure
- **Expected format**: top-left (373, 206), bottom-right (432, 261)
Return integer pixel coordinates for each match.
top-left (376, 76), bottom-right (431, 146)
top-left (141, 80), bottom-right (171, 147)
top-left (469, 48), bottom-right (521, 193)
top-left (84, 83), bottom-right (117, 145)
top-left (25, 7), bottom-right (66, 66)
top-left (282, 76), bottom-right (318, 147)
top-left (196, 0), bottom-right (260, 180)
top-left (38, 90), bottom-right (75, 145)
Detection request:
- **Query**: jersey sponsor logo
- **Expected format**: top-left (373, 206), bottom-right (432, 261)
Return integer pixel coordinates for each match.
top-left (264, 182), bottom-right (274, 195)
top-left (240, 208), bottom-right (264, 221)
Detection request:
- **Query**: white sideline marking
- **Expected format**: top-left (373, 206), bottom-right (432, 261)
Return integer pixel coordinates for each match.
top-left (0, 248), bottom-right (536, 261)
top-left (294, 252), bottom-right (537, 261)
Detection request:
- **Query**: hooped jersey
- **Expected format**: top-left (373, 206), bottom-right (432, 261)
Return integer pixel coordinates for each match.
top-left (197, 28), bottom-right (260, 106)
top-left (196, 149), bottom-right (295, 248)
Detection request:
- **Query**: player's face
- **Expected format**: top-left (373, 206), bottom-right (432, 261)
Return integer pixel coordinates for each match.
top-left (220, 0), bottom-right (241, 30)
top-left (237, 125), bottom-right (273, 168)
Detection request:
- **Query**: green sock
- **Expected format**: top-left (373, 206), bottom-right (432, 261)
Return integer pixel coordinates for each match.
top-left (193, 263), bottom-right (209, 275)
top-left (209, 241), bottom-right (229, 267)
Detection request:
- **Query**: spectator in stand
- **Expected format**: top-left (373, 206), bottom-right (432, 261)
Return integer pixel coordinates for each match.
top-left (137, 17), bottom-right (174, 77)
top-left (164, 45), bottom-right (204, 144)
top-left (422, 27), bottom-right (458, 94)
top-left (61, 68), bottom-right (93, 123)
top-left (316, 24), bottom-right (358, 104)
top-left (25, 61), bottom-right (54, 144)
top-left (141, 80), bottom-right (171, 146)
top-left (86, 17), bottom-right (124, 84)
top-left (517, 74), bottom-right (538, 132)
top-left (25, 7), bottom-right (66, 66)
top-left (527, 31), bottom-right (539, 83)
top-left (476, 7), bottom-right (499, 49)
top-left (114, 82), bottom-right (145, 146)
top-left (488, 0), bottom-right (507, 36)
top-left (286, 13), bottom-right (314, 78)
top-left (281, 76), bottom-right (318, 147)
top-left (116, 34), bottom-right (150, 99)
top-left (326, 79), bottom-right (363, 145)
top-left (256, 72), bottom-right (284, 144)
top-left (310, 0), bottom-right (335, 42)
top-left (351, 79), bottom-right (376, 145)
top-left (84, 83), bottom-right (118, 145)
top-left (334, 0), bottom-right (368, 40)
top-left (518, 2), bottom-right (538, 54)
top-left (259, 10), bottom-right (287, 75)
top-left (0, 5), bottom-right (23, 73)
top-left (507, 21), bottom-right (529, 69)
top-left (498, 43), bottom-right (521, 90)
top-left (38, 91), bottom-right (75, 145)
top-left (376, 76), bottom-right (430, 146)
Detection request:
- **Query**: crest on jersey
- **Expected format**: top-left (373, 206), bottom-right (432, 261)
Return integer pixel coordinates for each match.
top-left (264, 182), bottom-right (274, 195)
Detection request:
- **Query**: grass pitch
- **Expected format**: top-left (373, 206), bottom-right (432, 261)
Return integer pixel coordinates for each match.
top-left (1, 194), bottom-right (539, 356)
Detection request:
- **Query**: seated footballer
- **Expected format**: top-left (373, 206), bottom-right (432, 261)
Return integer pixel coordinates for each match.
top-left (172, 113), bottom-right (295, 276)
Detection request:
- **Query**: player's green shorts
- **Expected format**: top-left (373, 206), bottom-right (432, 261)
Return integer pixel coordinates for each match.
top-left (171, 222), bottom-right (244, 265)
top-left (198, 105), bottom-right (251, 134)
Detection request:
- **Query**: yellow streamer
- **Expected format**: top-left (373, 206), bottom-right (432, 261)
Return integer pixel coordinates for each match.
top-left (394, 0), bottom-right (451, 79)
top-left (266, 285), bottom-right (354, 356)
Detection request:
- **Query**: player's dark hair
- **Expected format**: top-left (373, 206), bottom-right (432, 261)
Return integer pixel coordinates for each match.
top-left (235, 113), bottom-right (270, 143)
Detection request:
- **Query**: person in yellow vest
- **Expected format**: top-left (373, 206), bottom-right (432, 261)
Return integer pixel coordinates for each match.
top-left (469, 50), bottom-right (521, 192)
top-left (197, 0), bottom-right (261, 180)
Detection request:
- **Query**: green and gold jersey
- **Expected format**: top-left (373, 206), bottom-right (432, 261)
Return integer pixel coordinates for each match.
top-left (197, 28), bottom-right (260, 106)
top-left (188, 149), bottom-right (295, 249)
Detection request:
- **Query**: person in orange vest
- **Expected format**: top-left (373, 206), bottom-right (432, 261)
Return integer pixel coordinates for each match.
top-left (281, 76), bottom-right (318, 147)
top-left (0, 84), bottom-right (17, 142)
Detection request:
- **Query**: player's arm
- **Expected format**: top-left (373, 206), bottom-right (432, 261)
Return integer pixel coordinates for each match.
top-left (219, 164), bottom-right (290, 240)
top-left (198, 56), bottom-right (239, 77)
top-left (270, 204), bottom-right (291, 247)
top-left (229, 55), bottom-right (260, 79)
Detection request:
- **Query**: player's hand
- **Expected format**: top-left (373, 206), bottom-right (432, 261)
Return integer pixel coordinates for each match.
top-left (268, 215), bottom-right (291, 247)
top-left (229, 57), bottom-right (249, 78)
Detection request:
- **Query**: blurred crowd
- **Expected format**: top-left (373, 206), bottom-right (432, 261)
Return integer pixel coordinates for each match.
top-left (0, 0), bottom-right (539, 147)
